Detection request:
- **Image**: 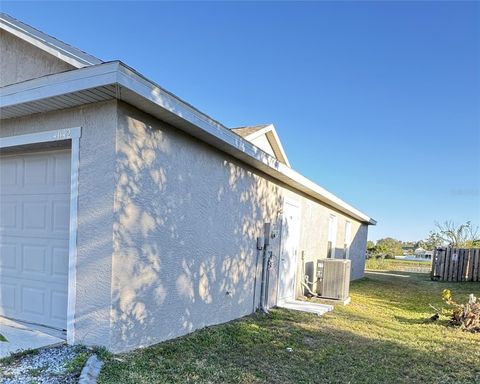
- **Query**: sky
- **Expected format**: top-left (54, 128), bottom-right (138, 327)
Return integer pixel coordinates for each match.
top-left (2, 1), bottom-right (479, 242)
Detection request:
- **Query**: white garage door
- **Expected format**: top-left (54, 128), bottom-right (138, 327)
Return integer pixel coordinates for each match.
top-left (0, 148), bottom-right (71, 330)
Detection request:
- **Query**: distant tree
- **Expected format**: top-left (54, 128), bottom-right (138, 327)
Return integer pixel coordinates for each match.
top-left (431, 221), bottom-right (480, 248)
top-left (415, 240), bottom-right (427, 249)
top-left (400, 241), bottom-right (415, 255)
top-left (374, 238), bottom-right (403, 259)
top-left (423, 232), bottom-right (444, 250)
top-left (366, 240), bottom-right (376, 258)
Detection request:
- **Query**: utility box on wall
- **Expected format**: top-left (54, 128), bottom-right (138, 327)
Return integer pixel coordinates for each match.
top-left (316, 259), bottom-right (351, 302)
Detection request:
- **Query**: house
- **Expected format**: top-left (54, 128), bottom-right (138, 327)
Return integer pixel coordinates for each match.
top-left (0, 13), bottom-right (376, 353)
top-left (414, 248), bottom-right (433, 259)
top-left (424, 250), bottom-right (434, 259)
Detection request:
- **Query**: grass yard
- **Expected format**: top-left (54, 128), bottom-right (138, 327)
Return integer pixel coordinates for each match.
top-left (98, 272), bottom-right (480, 384)
top-left (365, 257), bottom-right (432, 273)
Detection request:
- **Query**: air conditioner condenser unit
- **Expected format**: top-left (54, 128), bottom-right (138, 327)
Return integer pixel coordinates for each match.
top-left (316, 259), bottom-right (351, 303)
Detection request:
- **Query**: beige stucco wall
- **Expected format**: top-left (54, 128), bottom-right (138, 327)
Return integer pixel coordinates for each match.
top-left (0, 30), bottom-right (74, 87)
top-left (110, 102), bottom-right (283, 352)
top-left (109, 101), bottom-right (368, 352)
top-left (286, 192), bottom-right (368, 297)
top-left (1, 101), bottom-right (368, 353)
top-left (0, 101), bottom-right (117, 348)
top-left (0, 26), bottom-right (370, 351)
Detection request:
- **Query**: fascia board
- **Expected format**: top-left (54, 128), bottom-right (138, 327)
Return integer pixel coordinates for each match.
top-left (265, 127), bottom-right (291, 167)
top-left (0, 61), bottom-right (375, 225)
top-left (115, 65), bottom-right (373, 223)
top-left (0, 62), bottom-right (119, 106)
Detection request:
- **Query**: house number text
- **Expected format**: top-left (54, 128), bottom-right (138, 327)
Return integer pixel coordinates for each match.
top-left (53, 128), bottom-right (72, 140)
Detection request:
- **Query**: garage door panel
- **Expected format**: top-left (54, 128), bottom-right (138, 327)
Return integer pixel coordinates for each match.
top-left (0, 260), bottom-right (67, 329)
top-left (53, 153), bottom-right (71, 185)
top-left (23, 201), bottom-right (48, 231)
top-left (0, 283), bottom-right (16, 312)
top-left (1, 151), bottom-right (71, 195)
top-left (0, 201), bottom-right (17, 230)
top-left (22, 244), bottom-right (47, 274)
top-left (0, 243), bottom-right (16, 271)
top-left (51, 290), bottom-right (68, 322)
top-left (52, 247), bottom-right (69, 277)
top-left (22, 285), bottom-right (46, 316)
top-left (0, 149), bottom-right (70, 330)
top-left (24, 156), bottom-right (49, 186)
top-left (1, 236), bottom-right (69, 283)
top-left (52, 200), bottom-right (70, 234)
top-left (1, 196), bottom-right (69, 239)
top-left (0, 158), bottom-right (18, 187)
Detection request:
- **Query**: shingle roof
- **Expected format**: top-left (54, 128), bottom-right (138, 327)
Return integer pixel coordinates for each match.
top-left (230, 124), bottom-right (270, 138)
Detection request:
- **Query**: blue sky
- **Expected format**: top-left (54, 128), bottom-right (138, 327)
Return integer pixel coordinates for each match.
top-left (3, 1), bottom-right (479, 241)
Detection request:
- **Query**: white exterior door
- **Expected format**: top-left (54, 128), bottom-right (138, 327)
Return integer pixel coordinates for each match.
top-left (278, 199), bottom-right (300, 302)
top-left (0, 149), bottom-right (71, 330)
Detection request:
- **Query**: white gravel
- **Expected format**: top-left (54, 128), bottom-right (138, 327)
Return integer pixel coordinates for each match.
top-left (0, 345), bottom-right (90, 384)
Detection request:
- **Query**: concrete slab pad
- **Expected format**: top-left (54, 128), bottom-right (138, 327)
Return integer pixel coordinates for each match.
top-left (0, 318), bottom-right (64, 359)
top-left (277, 300), bottom-right (333, 315)
top-left (315, 296), bottom-right (351, 306)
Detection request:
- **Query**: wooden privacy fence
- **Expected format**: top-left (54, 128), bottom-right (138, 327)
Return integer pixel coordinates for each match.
top-left (431, 247), bottom-right (480, 282)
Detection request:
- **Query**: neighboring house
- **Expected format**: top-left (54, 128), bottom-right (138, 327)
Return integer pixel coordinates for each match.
top-left (414, 247), bottom-right (426, 258)
top-left (424, 250), bottom-right (434, 259)
top-left (0, 14), bottom-right (376, 352)
top-left (414, 248), bottom-right (433, 259)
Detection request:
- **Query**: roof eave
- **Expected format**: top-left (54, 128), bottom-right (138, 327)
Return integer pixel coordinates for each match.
top-left (0, 61), bottom-right (376, 225)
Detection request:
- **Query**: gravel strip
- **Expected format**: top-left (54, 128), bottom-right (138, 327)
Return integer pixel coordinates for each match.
top-left (0, 345), bottom-right (91, 384)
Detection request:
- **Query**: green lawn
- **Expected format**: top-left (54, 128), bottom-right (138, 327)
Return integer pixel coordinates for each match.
top-left (98, 272), bottom-right (480, 384)
top-left (365, 257), bottom-right (432, 273)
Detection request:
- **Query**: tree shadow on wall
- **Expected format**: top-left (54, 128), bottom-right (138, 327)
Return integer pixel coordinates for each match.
top-left (107, 107), bottom-right (284, 351)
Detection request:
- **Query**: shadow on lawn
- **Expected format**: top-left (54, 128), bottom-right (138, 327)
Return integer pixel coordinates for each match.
top-left (393, 315), bottom-right (449, 326)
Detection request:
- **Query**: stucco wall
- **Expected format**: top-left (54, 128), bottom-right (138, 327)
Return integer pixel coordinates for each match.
top-left (349, 223), bottom-right (368, 280)
top-left (0, 30), bottom-right (74, 87)
top-left (110, 101), bottom-right (368, 352)
top-left (0, 101), bottom-right (117, 347)
top-left (111, 102), bottom-right (283, 352)
top-left (0, 99), bottom-right (368, 352)
top-left (286, 190), bottom-right (368, 296)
